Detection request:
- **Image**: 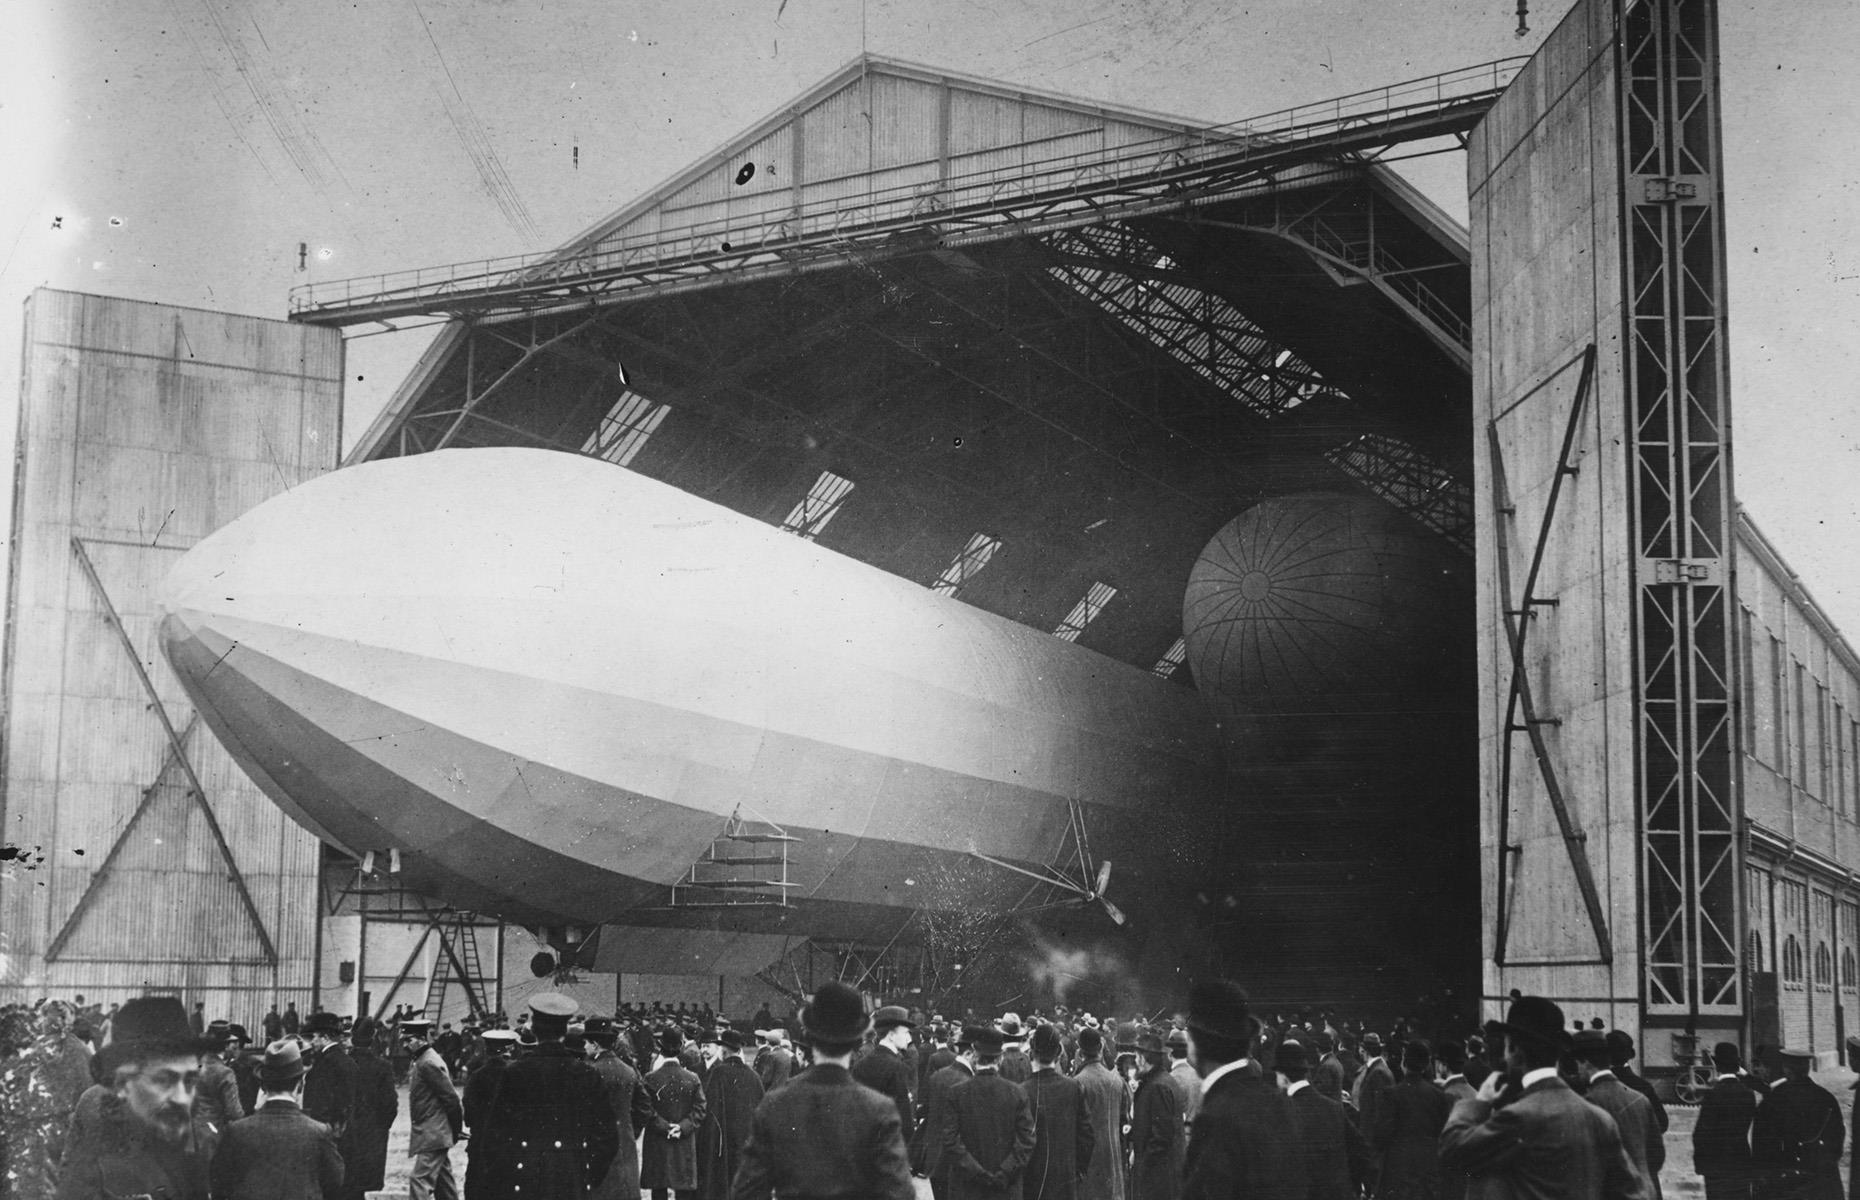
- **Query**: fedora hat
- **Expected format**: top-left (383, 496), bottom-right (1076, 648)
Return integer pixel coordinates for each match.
top-left (873, 1004), bottom-right (914, 1031)
top-left (93, 996), bottom-right (221, 1079)
top-left (800, 982), bottom-right (871, 1048)
top-left (257, 1039), bottom-right (308, 1087)
top-left (1136, 1025), bottom-right (1168, 1055)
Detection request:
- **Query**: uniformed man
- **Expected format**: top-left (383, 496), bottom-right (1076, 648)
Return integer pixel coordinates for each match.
top-left (484, 994), bottom-right (619, 1199)
top-left (586, 1017), bottom-right (654, 1200)
top-left (853, 1005), bottom-right (919, 1145)
top-left (1752, 1048), bottom-right (1843, 1200)
top-left (730, 980), bottom-right (915, 1200)
top-left (462, 1027), bottom-right (518, 1200)
top-left (402, 1017), bottom-right (462, 1200)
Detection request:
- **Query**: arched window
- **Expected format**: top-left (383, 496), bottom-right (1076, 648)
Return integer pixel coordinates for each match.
top-left (1842, 946), bottom-right (1857, 991)
top-left (1815, 942), bottom-right (1834, 989)
top-left (1747, 930), bottom-right (1766, 976)
top-left (1783, 935), bottom-right (1804, 986)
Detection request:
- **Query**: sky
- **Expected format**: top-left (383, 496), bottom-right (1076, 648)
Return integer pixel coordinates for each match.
top-left (2, 0), bottom-right (1856, 631)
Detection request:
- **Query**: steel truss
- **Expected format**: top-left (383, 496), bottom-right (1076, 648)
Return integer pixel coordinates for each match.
top-left (1623, 0), bottom-right (1739, 1017)
top-left (1325, 433), bottom-right (1474, 554)
top-left (1487, 347), bottom-right (1610, 965)
top-left (290, 60), bottom-right (1524, 327)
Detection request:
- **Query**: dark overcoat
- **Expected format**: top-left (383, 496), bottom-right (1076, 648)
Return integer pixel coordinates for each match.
top-left (1583, 1075), bottom-right (1659, 1199)
top-left (1694, 1075), bottom-right (1760, 1188)
top-left (918, 1059), bottom-right (976, 1179)
top-left (343, 1046), bottom-right (398, 1195)
top-left (302, 1043), bottom-right (356, 1132)
top-left (999, 1049), bottom-right (1033, 1086)
top-left (853, 1043), bottom-right (918, 1143)
top-left (1752, 1076), bottom-right (1844, 1200)
top-left (1180, 1065), bottom-right (1306, 1200)
top-left (1372, 1076), bottom-right (1453, 1200)
top-left (729, 1062), bottom-right (914, 1200)
top-left (1073, 1062), bottom-right (1126, 1200)
top-left (943, 1069), bottom-right (1037, 1200)
top-left (695, 1056), bottom-right (764, 1200)
top-left (210, 1102), bottom-right (345, 1200)
top-left (1023, 1068), bottom-right (1095, 1200)
top-left (196, 1058), bottom-right (245, 1130)
top-left (641, 1056), bottom-right (709, 1191)
top-left (1613, 1066), bottom-right (1668, 1189)
top-left (756, 1045), bottom-right (796, 1092)
top-left (1439, 1076), bottom-right (1647, 1200)
top-left (487, 1041), bottom-right (620, 1199)
top-left (55, 1092), bottom-right (217, 1200)
top-left (589, 1048), bottom-right (655, 1200)
top-left (1290, 1083), bottom-right (1370, 1200)
top-left (1128, 1066), bottom-right (1183, 1200)
top-left (462, 1052), bottom-right (513, 1199)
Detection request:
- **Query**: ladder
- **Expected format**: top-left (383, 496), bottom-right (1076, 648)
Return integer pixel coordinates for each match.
top-left (671, 808), bottom-right (799, 909)
top-left (423, 912), bottom-right (489, 1023)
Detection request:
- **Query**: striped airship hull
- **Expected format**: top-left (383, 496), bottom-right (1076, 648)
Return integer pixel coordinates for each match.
top-left (157, 448), bottom-right (1228, 937)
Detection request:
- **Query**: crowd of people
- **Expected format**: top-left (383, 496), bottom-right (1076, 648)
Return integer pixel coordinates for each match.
top-left (2, 981), bottom-right (1854, 1200)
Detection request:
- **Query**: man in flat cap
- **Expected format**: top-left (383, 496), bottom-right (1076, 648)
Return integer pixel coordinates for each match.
top-left (1178, 981), bottom-right (1304, 1200)
top-left (1072, 1026), bottom-right (1126, 1200)
top-left (1752, 1049), bottom-right (1843, 1200)
top-left (584, 1016), bottom-right (654, 1200)
top-left (731, 980), bottom-right (916, 1200)
top-left (695, 1028), bottom-right (763, 1200)
top-left (942, 1022), bottom-right (1037, 1200)
top-left (1440, 996), bottom-right (1646, 1200)
top-left (400, 1017), bottom-right (462, 1200)
top-left (1695, 1042), bottom-right (1762, 1200)
top-left (484, 994), bottom-right (619, 1200)
top-left (855, 1005), bottom-right (920, 1145)
top-left (1023, 1023), bottom-right (1095, 1200)
top-left (920, 1025), bottom-right (982, 1199)
top-left (210, 1039), bottom-right (345, 1200)
top-left (643, 1025), bottom-right (708, 1200)
top-left (1129, 1026), bottom-right (1183, 1200)
top-left (55, 996), bottom-right (222, 1200)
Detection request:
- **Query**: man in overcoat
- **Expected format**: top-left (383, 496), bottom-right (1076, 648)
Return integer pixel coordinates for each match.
top-left (1439, 996), bottom-right (1646, 1200)
top-left (855, 1005), bottom-right (920, 1146)
top-left (1178, 981), bottom-right (1305, 1200)
top-left (998, 1017), bottom-right (1033, 1086)
top-left (756, 1029), bottom-right (796, 1092)
top-left (1752, 1048), bottom-right (1843, 1200)
top-left (1072, 1027), bottom-right (1126, 1200)
top-left (586, 1016), bottom-right (655, 1200)
top-left (483, 994), bottom-right (619, 1200)
top-left (463, 1027), bottom-right (518, 1199)
top-left (1128, 1027), bottom-right (1183, 1200)
top-left (942, 1024), bottom-right (1037, 1200)
top-left (340, 1017), bottom-right (397, 1200)
top-left (210, 1040), bottom-right (346, 1200)
top-left (1605, 1032), bottom-right (1668, 1200)
top-left (1023, 1023), bottom-right (1094, 1200)
top-left (729, 980), bottom-right (915, 1200)
top-left (402, 1017), bottom-right (462, 1200)
top-left (920, 1026), bottom-right (980, 1199)
top-left (643, 1026), bottom-right (709, 1200)
top-left (695, 1028), bottom-right (763, 1200)
top-left (1373, 1041), bottom-right (1453, 1200)
top-left (1279, 1039), bottom-right (1368, 1200)
top-left (301, 1012), bottom-right (355, 1143)
top-left (1695, 1042), bottom-right (1762, 1200)
top-left (1572, 1031), bottom-right (1658, 1199)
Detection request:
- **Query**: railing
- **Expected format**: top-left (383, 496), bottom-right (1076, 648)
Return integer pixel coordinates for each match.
top-left (290, 57), bottom-right (1526, 322)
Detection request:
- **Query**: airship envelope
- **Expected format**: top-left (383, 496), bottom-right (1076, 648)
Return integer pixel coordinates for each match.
top-left (158, 448), bottom-right (1226, 931)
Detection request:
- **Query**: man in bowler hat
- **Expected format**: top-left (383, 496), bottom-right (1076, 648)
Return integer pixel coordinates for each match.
top-left (1128, 1026), bottom-right (1183, 1200)
top-left (1752, 1049), bottom-right (1843, 1200)
top-left (1572, 1031), bottom-right (1659, 1200)
top-left (1440, 996), bottom-right (1646, 1200)
top-left (301, 1011), bottom-right (355, 1140)
top-left (585, 1017), bottom-right (654, 1200)
top-left (730, 980), bottom-right (916, 1200)
top-left (694, 1027), bottom-right (764, 1200)
top-left (1695, 1042), bottom-right (1762, 1200)
top-left (854, 1005), bottom-right (920, 1144)
top-left (210, 1039), bottom-right (345, 1200)
top-left (642, 1025), bottom-right (708, 1200)
top-left (1279, 1039), bottom-right (1369, 1200)
top-left (1071, 1026), bottom-right (1127, 1200)
top-left (941, 1022), bottom-right (1037, 1200)
top-left (1023, 1023), bottom-right (1095, 1200)
top-left (1605, 1032), bottom-right (1668, 1199)
top-left (920, 1025), bottom-right (983, 1199)
top-left (1178, 981), bottom-right (1305, 1200)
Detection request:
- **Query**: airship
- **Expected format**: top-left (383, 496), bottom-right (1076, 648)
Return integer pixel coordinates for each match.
top-left (158, 448), bottom-right (1232, 971)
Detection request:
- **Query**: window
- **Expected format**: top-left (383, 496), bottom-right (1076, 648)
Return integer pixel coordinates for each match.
top-left (1782, 935), bottom-right (1804, 986)
top-left (1741, 607), bottom-right (1758, 751)
top-left (779, 471), bottom-right (855, 540)
top-left (1844, 947), bottom-right (1857, 991)
top-left (581, 391), bottom-right (670, 467)
top-left (1818, 683), bottom-right (1832, 800)
top-left (1772, 637), bottom-right (1788, 767)
top-left (1152, 637), bottom-right (1189, 680)
top-left (1838, 703), bottom-right (1849, 817)
top-left (1783, 879), bottom-right (1807, 924)
top-left (1795, 661), bottom-right (1809, 784)
top-left (1815, 942), bottom-right (1833, 989)
top-left (1746, 930), bottom-right (1765, 977)
top-left (930, 533), bottom-right (1002, 597)
top-left (1053, 582), bottom-right (1117, 643)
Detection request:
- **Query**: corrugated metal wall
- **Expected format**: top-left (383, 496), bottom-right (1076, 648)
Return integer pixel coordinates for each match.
top-left (0, 289), bottom-right (340, 1028)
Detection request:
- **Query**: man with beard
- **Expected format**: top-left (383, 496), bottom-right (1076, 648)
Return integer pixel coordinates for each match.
top-left (1128, 1027), bottom-right (1183, 1200)
top-left (585, 1016), bottom-right (653, 1200)
top-left (402, 1017), bottom-right (463, 1200)
top-left (1023, 1023), bottom-right (1094, 1200)
top-left (695, 1028), bottom-right (764, 1200)
top-left (485, 995), bottom-right (619, 1199)
top-left (1072, 1027), bottom-right (1126, 1200)
top-left (854, 1006), bottom-right (919, 1146)
top-left (341, 1017), bottom-right (397, 1200)
top-left (56, 996), bottom-right (222, 1200)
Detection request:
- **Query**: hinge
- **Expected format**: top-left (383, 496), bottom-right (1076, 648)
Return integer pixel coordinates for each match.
top-left (1643, 177), bottom-right (1701, 203)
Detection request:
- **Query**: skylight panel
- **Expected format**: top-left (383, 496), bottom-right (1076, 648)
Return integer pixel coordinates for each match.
top-left (581, 391), bottom-right (670, 467)
top-left (930, 532), bottom-right (1002, 596)
top-left (1152, 636), bottom-right (1188, 679)
top-left (1053, 582), bottom-right (1117, 642)
top-left (779, 470), bottom-right (855, 540)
